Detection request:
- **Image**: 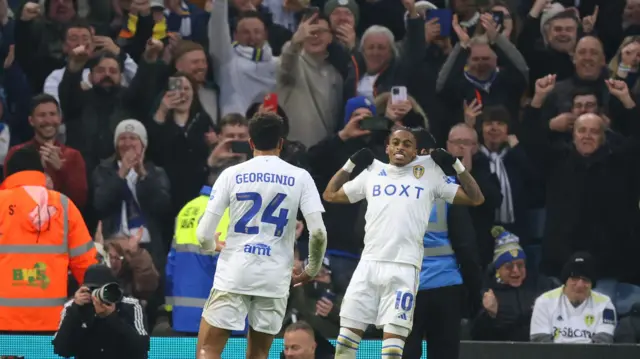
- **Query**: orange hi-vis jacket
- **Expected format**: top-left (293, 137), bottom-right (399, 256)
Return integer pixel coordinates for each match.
top-left (0, 171), bottom-right (97, 331)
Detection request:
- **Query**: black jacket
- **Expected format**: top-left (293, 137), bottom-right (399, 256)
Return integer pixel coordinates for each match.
top-left (471, 268), bottom-right (555, 342)
top-left (52, 297), bottom-right (150, 359)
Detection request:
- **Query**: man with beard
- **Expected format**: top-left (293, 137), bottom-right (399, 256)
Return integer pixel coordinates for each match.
top-left (3, 94), bottom-right (87, 208)
top-left (58, 39), bottom-right (164, 175)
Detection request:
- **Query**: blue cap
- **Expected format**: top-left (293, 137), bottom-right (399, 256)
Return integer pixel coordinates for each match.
top-left (344, 96), bottom-right (376, 124)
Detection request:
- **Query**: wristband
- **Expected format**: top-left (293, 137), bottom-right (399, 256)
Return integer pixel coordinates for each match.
top-left (342, 159), bottom-right (356, 173)
top-left (453, 159), bottom-right (466, 174)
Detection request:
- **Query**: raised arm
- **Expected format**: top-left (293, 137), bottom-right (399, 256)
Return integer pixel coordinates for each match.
top-left (322, 148), bottom-right (374, 204)
top-left (430, 149), bottom-right (484, 206)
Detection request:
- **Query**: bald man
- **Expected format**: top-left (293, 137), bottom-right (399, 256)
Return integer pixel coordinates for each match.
top-left (572, 113), bottom-right (606, 156)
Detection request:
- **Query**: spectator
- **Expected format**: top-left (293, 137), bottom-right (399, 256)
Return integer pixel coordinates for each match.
top-left (344, 0), bottom-right (424, 105)
top-left (52, 264), bottom-right (150, 358)
top-left (437, 18), bottom-right (529, 136)
top-left (277, 12), bottom-right (344, 148)
top-left (226, 0), bottom-right (293, 57)
top-left (472, 106), bottom-right (538, 241)
top-left (209, 0), bottom-right (277, 116)
top-left (538, 36), bottom-right (636, 135)
top-left (283, 320), bottom-right (334, 359)
top-left (163, 0), bottom-right (209, 47)
top-left (148, 72), bottom-right (213, 214)
top-left (323, 0), bottom-right (359, 51)
top-left (524, 75), bottom-right (640, 283)
top-left (168, 40), bottom-right (218, 123)
top-left (285, 256), bottom-right (340, 339)
top-left (43, 20), bottom-right (138, 104)
top-left (59, 39), bottom-right (163, 174)
top-left (206, 113), bottom-right (249, 184)
top-left (94, 221), bottom-right (160, 302)
top-left (374, 91), bottom-right (429, 128)
top-left (444, 123), bottom-right (502, 267)
top-left (608, 36), bottom-right (640, 91)
top-left (117, 0), bottom-right (169, 62)
top-left (4, 94), bottom-right (88, 208)
top-left (15, 0), bottom-right (79, 93)
top-left (470, 227), bottom-right (553, 342)
top-left (517, 2), bottom-right (577, 92)
top-left (0, 146), bottom-right (96, 333)
top-left (530, 252), bottom-right (616, 344)
top-left (92, 119), bottom-right (171, 277)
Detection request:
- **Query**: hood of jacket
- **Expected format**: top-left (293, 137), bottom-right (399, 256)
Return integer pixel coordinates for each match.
top-left (0, 171), bottom-right (61, 233)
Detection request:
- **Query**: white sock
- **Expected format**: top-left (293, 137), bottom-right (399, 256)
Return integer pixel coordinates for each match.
top-left (381, 338), bottom-right (405, 358)
top-left (334, 328), bottom-right (361, 359)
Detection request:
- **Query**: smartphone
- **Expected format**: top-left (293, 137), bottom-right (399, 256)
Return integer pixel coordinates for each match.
top-left (359, 116), bottom-right (391, 131)
top-left (426, 9), bottom-right (452, 37)
top-left (492, 11), bottom-right (505, 28)
top-left (302, 6), bottom-right (319, 19)
top-left (230, 141), bottom-right (252, 154)
top-left (168, 77), bottom-right (182, 91)
top-left (322, 289), bottom-right (336, 302)
top-left (263, 93), bottom-right (278, 111)
top-left (391, 86), bottom-right (408, 104)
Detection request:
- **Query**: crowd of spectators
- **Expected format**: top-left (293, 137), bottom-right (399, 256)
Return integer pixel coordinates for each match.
top-left (2, 0), bottom-right (640, 355)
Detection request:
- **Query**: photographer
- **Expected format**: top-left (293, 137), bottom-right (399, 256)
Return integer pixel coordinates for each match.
top-left (52, 264), bottom-right (150, 359)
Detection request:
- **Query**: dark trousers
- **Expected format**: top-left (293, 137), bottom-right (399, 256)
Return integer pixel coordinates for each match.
top-left (403, 285), bottom-right (463, 359)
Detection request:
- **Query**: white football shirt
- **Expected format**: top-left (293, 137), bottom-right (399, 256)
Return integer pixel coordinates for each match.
top-left (530, 287), bottom-right (616, 344)
top-left (342, 156), bottom-right (459, 268)
top-left (204, 156), bottom-right (325, 298)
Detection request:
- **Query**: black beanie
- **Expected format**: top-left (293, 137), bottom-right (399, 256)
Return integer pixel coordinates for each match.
top-left (561, 252), bottom-right (597, 287)
top-left (5, 146), bottom-right (44, 177)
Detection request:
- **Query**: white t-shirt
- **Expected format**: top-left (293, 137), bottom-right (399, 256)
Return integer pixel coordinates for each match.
top-left (530, 287), bottom-right (617, 343)
top-left (342, 156), bottom-right (459, 268)
top-left (204, 156), bottom-right (324, 298)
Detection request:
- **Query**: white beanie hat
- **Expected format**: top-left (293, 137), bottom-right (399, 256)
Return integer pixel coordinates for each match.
top-left (404, 1), bottom-right (438, 27)
top-left (114, 119), bottom-right (148, 148)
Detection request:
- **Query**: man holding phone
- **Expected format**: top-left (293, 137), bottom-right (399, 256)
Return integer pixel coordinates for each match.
top-left (206, 114), bottom-right (250, 183)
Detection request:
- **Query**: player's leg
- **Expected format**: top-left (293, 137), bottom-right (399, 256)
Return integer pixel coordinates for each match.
top-left (334, 318), bottom-right (367, 359)
top-left (196, 319), bottom-right (230, 359)
top-left (377, 263), bottom-right (420, 359)
top-left (401, 289), bottom-right (430, 359)
top-left (245, 295), bottom-right (288, 359)
top-left (197, 289), bottom-right (249, 359)
top-left (334, 261), bottom-right (378, 359)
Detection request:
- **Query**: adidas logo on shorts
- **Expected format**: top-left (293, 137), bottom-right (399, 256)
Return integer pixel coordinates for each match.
top-left (397, 313), bottom-right (407, 320)
top-left (378, 169), bottom-right (387, 177)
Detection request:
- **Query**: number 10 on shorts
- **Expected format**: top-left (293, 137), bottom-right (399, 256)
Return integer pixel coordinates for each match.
top-left (395, 291), bottom-right (414, 311)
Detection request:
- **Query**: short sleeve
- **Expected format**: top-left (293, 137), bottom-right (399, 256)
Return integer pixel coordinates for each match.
top-left (206, 168), bottom-right (232, 216)
top-left (299, 170), bottom-right (325, 216)
top-left (596, 300), bottom-right (617, 335)
top-left (530, 295), bottom-right (552, 338)
top-left (429, 167), bottom-right (459, 204)
top-left (342, 168), bottom-right (370, 204)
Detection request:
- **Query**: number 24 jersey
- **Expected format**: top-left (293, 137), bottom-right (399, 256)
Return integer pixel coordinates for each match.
top-left (205, 156), bottom-right (325, 298)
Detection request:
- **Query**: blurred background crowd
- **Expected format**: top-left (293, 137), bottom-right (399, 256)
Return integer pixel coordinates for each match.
top-left (2, 0), bottom-right (640, 356)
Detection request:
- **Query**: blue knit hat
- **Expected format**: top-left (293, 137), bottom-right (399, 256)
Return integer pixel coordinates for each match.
top-left (344, 96), bottom-right (376, 124)
top-left (492, 226), bottom-right (526, 269)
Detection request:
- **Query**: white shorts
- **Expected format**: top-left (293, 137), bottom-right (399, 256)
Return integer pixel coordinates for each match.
top-left (201, 289), bottom-right (288, 335)
top-left (339, 260), bottom-right (419, 331)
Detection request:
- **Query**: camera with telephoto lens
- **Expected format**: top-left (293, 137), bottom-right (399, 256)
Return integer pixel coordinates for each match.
top-left (91, 282), bottom-right (124, 305)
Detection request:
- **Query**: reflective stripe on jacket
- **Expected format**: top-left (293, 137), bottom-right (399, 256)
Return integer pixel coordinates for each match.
top-left (0, 171), bottom-right (97, 331)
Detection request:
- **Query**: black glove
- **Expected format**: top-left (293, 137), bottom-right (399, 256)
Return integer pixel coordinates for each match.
top-left (349, 148), bottom-right (375, 168)
top-left (430, 148), bottom-right (457, 170)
